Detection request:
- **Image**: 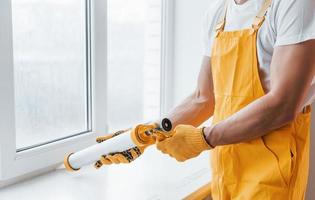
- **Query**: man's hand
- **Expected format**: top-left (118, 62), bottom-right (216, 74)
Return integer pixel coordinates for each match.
top-left (94, 128), bottom-right (147, 169)
top-left (156, 125), bottom-right (212, 162)
top-left (95, 146), bottom-right (144, 167)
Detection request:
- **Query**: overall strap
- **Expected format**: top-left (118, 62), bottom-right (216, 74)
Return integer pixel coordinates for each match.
top-left (215, 0), bottom-right (273, 34)
top-left (252, 0), bottom-right (272, 29)
top-left (215, 0), bottom-right (229, 34)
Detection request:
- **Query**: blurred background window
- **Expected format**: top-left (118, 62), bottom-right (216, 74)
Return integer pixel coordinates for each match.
top-left (12, 0), bottom-right (90, 150)
top-left (12, 0), bottom-right (162, 149)
top-left (107, 0), bottom-right (162, 131)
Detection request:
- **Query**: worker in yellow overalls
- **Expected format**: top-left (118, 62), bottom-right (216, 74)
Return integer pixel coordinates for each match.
top-left (95, 0), bottom-right (315, 199)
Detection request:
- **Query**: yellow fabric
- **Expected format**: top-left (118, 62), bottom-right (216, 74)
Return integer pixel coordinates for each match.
top-left (207, 0), bottom-right (312, 199)
top-left (156, 125), bottom-right (212, 162)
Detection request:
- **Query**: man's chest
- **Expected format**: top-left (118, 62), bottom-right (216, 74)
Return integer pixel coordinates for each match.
top-left (222, 6), bottom-right (276, 90)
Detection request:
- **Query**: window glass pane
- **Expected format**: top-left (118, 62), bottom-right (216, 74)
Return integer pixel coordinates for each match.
top-left (108, 0), bottom-right (161, 130)
top-left (12, 0), bottom-right (89, 149)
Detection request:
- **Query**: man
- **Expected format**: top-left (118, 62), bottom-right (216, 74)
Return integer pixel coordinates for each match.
top-left (96, 0), bottom-right (315, 199)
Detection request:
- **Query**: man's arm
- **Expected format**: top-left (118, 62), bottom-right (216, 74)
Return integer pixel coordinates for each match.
top-left (93, 56), bottom-right (215, 167)
top-left (165, 56), bottom-right (215, 128)
top-left (205, 40), bottom-right (315, 146)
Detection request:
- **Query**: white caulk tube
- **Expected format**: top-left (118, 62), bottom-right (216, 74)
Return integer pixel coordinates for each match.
top-left (67, 130), bottom-right (135, 170)
top-left (64, 118), bottom-right (172, 171)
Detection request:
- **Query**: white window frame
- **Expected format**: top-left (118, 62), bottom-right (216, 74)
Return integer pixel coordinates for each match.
top-left (0, 0), bottom-right (107, 186)
top-left (0, 0), bottom-right (175, 187)
top-left (160, 0), bottom-right (175, 115)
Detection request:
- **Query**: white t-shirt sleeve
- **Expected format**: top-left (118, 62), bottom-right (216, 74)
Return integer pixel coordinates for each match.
top-left (202, 1), bottom-right (224, 57)
top-left (274, 0), bottom-right (315, 46)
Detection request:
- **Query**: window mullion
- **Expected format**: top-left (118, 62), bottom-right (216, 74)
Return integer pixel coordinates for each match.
top-left (91, 0), bottom-right (108, 135)
top-left (0, 0), bottom-right (18, 180)
top-left (160, 0), bottom-right (175, 116)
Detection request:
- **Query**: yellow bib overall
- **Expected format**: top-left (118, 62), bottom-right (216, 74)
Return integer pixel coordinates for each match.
top-left (209, 0), bottom-right (312, 199)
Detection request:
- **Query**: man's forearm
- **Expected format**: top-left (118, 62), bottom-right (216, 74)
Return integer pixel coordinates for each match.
top-left (204, 93), bottom-right (297, 147)
top-left (165, 91), bottom-right (214, 128)
top-left (156, 56), bottom-right (215, 129)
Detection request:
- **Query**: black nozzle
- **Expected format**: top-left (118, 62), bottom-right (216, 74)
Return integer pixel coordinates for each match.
top-left (161, 118), bottom-right (172, 132)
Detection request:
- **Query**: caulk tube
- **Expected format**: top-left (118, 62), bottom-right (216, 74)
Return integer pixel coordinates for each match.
top-left (64, 130), bottom-right (136, 171)
top-left (64, 118), bottom-right (172, 171)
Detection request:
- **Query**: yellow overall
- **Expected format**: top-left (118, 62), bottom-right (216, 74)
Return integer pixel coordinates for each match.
top-left (209, 0), bottom-right (312, 199)
top-left (183, 1), bottom-right (312, 199)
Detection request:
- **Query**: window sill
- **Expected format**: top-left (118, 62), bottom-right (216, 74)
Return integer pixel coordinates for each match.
top-left (0, 148), bottom-right (211, 199)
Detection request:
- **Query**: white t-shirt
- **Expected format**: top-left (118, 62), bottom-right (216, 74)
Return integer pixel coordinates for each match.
top-left (203, 0), bottom-right (315, 106)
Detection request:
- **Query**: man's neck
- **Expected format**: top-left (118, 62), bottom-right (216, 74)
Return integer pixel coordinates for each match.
top-left (234, 0), bottom-right (249, 5)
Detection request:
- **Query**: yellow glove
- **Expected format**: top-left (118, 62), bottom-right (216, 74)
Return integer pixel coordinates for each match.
top-left (94, 124), bottom-right (157, 169)
top-left (156, 125), bottom-right (212, 162)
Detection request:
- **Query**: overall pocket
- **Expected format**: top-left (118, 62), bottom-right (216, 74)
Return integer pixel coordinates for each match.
top-left (259, 134), bottom-right (294, 187)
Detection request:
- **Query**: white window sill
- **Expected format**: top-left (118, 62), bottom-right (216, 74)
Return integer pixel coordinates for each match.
top-left (0, 148), bottom-right (211, 200)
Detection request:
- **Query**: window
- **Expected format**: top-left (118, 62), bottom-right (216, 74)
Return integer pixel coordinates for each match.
top-left (0, 0), bottom-right (172, 186)
top-left (12, 0), bottom-right (91, 151)
top-left (0, 0), bottom-right (107, 183)
top-left (107, 0), bottom-right (162, 130)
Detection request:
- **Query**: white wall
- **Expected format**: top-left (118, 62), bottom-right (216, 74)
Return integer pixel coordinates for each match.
top-left (172, 1), bottom-right (315, 199)
top-left (172, 0), bottom-right (210, 104)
